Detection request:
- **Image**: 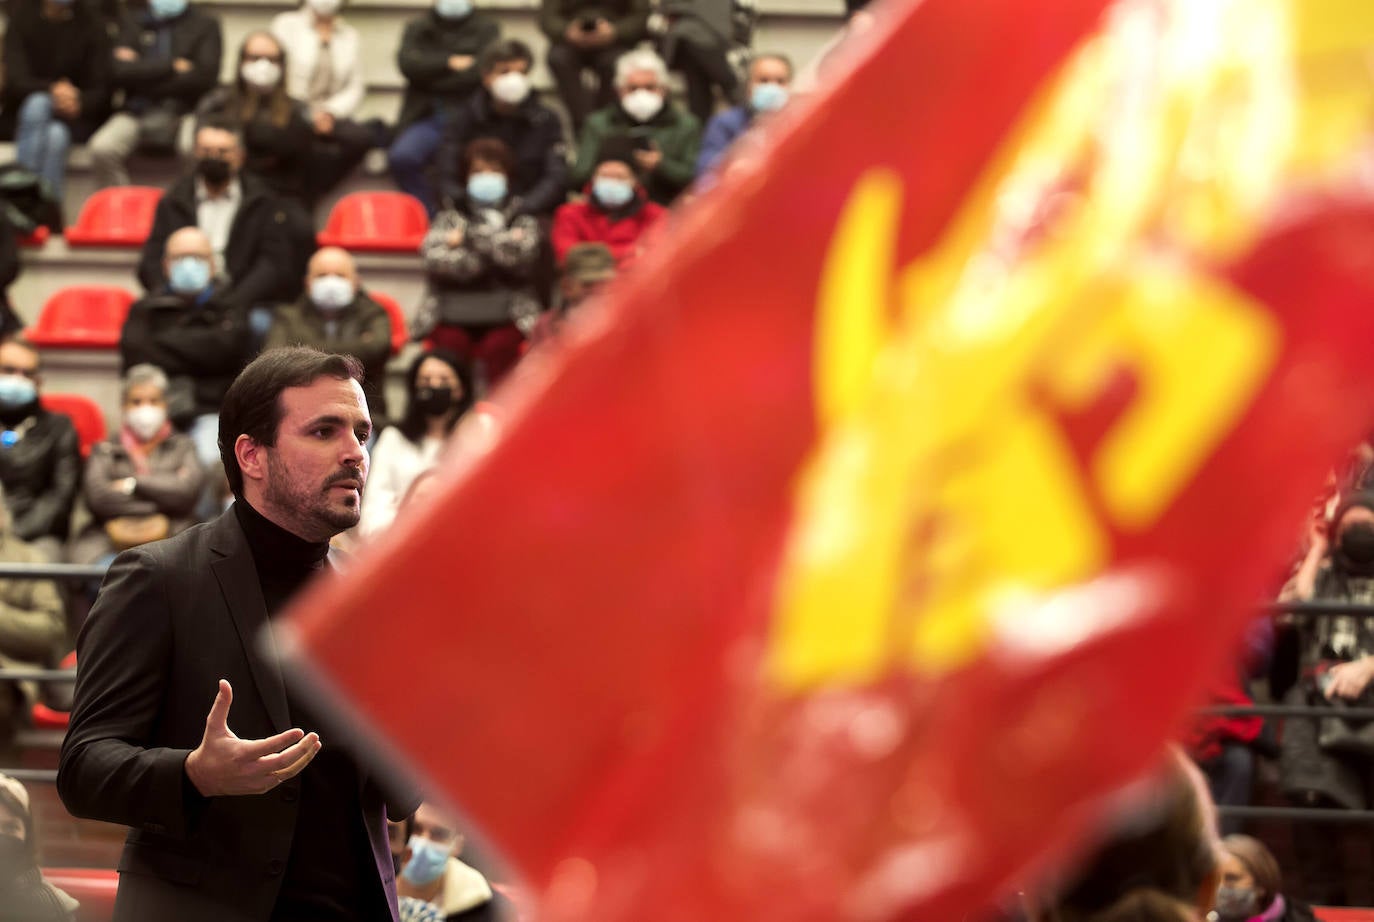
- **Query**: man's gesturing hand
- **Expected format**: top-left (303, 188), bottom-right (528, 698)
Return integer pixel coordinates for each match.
top-left (184, 680), bottom-right (322, 796)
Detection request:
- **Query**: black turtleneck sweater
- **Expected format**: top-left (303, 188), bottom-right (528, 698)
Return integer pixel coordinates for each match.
top-left (233, 500), bottom-right (386, 922)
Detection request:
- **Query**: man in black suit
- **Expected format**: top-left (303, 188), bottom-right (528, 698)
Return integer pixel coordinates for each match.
top-left (58, 346), bottom-right (419, 922)
top-left (136, 119), bottom-right (295, 311)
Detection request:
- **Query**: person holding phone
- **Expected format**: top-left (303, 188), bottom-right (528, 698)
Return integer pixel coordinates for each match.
top-left (540, 0), bottom-right (650, 133)
top-left (569, 48), bottom-right (701, 206)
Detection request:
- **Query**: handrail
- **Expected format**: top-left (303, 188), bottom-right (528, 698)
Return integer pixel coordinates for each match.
top-left (0, 668), bottom-right (76, 681)
top-left (1272, 600), bottom-right (1374, 616)
top-left (0, 562), bottom-right (107, 581)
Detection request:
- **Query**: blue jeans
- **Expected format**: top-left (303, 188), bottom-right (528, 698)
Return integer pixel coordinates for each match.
top-left (16, 92), bottom-right (71, 201)
top-left (387, 115), bottom-right (444, 215)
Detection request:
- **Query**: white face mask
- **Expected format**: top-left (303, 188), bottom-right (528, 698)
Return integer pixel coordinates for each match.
top-left (241, 58), bottom-right (283, 91)
top-left (125, 405), bottom-right (167, 442)
top-left (621, 88), bottom-right (664, 123)
top-left (306, 0), bottom-right (341, 17)
top-left (490, 71), bottom-right (531, 106)
top-left (310, 274), bottom-right (356, 312)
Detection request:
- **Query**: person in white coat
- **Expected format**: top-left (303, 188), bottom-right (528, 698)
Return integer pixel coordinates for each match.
top-left (270, 0), bottom-right (379, 199)
top-left (359, 348), bottom-right (472, 537)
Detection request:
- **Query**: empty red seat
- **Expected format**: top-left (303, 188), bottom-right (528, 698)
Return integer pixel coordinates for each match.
top-left (318, 192), bottom-right (428, 252)
top-left (369, 290), bottom-right (408, 355)
top-left (18, 226), bottom-right (49, 247)
top-left (42, 868), bottom-right (119, 922)
top-left (30, 650), bottom-right (76, 729)
top-left (27, 286), bottom-right (135, 349)
top-left (64, 186), bottom-right (162, 247)
top-left (41, 393), bottom-right (108, 457)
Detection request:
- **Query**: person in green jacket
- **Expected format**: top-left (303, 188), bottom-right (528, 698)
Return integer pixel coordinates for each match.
top-left (264, 246), bottom-right (395, 424)
top-left (570, 48), bottom-right (701, 206)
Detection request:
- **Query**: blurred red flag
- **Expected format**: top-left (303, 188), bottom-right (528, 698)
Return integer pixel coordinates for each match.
top-left (283, 0), bottom-right (1374, 918)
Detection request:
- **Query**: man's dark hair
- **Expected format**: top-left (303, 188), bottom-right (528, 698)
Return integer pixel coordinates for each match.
top-left (397, 348), bottom-right (474, 445)
top-left (479, 39), bottom-right (533, 74)
top-left (192, 115), bottom-right (245, 149)
top-left (218, 347), bottom-right (365, 498)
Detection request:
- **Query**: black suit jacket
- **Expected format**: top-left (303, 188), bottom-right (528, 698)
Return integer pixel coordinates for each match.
top-left (58, 510), bottom-right (418, 922)
top-left (136, 173), bottom-right (293, 310)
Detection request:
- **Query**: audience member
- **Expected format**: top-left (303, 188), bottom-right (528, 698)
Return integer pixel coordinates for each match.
top-left (695, 52), bottom-right (790, 177)
top-left (359, 348), bottom-right (471, 537)
top-left (0, 774), bottom-right (78, 921)
top-left (1276, 490), bottom-right (1374, 904)
top-left (195, 32), bottom-right (318, 282)
top-left (1216, 835), bottom-right (1316, 922)
top-left (389, 0), bottom-right (500, 214)
top-left (540, 0), bottom-right (649, 132)
top-left (89, 0), bottom-right (223, 187)
top-left (2, 0), bottom-right (112, 207)
top-left (122, 227), bottom-right (253, 471)
top-left (0, 338), bottom-right (80, 560)
top-left (70, 364), bottom-right (204, 566)
top-left (265, 246), bottom-right (393, 424)
top-left (554, 135), bottom-right (664, 266)
top-left (657, 0), bottom-right (750, 124)
top-left (1025, 751), bottom-right (1220, 922)
top-left (570, 49), bottom-right (700, 206)
top-left (271, 0), bottom-right (378, 199)
top-left (527, 241), bottom-right (616, 346)
top-left (418, 138), bottom-right (544, 385)
top-left (0, 482), bottom-right (67, 744)
top-left (396, 802), bottom-right (502, 922)
top-left (137, 119), bottom-right (295, 311)
top-left (438, 40), bottom-right (568, 219)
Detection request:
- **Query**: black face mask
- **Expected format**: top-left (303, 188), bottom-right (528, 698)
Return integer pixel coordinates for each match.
top-left (196, 157), bottom-right (232, 186)
top-left (413, 386), bottom-right (454, 418)
top-left (1338, 521), bottom-right (1374, 575)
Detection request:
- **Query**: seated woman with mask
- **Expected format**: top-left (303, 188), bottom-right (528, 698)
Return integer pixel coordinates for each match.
top-left (359, 348), bottom-right (472, 538)
top-left (416, 137), bottom-right (545, 388)
top-left (70, 364), bottom-right (205, 565)
top-left (1213, 835), bottom-right (1315, 922)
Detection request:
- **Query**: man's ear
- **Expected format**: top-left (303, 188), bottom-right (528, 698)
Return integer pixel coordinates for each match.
top-left (235, 434), bottom-right (267, 485)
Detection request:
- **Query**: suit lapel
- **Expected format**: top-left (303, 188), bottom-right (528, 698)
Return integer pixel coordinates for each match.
top-left (208, 511), bottom-right (292, 733)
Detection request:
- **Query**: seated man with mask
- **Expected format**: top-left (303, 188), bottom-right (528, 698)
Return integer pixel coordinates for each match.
top-left (0, 337), bottom-right (80, 562)
top-left (120, 226), bottom-right (253, 474)
top-left (137, 118), bottom-right (295, 312)
top-left (265, 246), bottom-right (394, 426)
top-left (396, 801), bottom-right (507, 921)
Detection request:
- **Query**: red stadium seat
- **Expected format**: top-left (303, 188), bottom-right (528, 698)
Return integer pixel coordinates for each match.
top-left (18, 226), bottom-right (49, 247)
top-left (369, 290), bottom-right (408, 355)
top-left (64, 186), bottom-right (161, 247)
top-left (30, 650), bottom-right (76, 729)
top-left (41, 393), bottom-right (108, 457)
top-left (26, 286), bottom-right (135, 349)
top-left (318, 192), bottom-right (428, 252)
top-left (43, 868), bottom-right (119, 922)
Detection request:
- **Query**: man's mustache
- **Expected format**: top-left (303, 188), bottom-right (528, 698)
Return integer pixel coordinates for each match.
top-left (325, 470), bottom-right (365, 489)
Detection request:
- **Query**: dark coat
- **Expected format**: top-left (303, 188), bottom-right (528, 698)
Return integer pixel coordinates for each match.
top-left (195, 87), bottom-right (315, 205)
top-left (0, 408), bottom-right (80, 543)
top-left (440, 90), bottom-right (568, 217)
top-left (57, 510), bottom-right (421, 922)
top-left (110, 5), bottom-right (223, 114)
top-left (538, 0), bottom-right (650, 45)
top-left (119, 287), bottom-right (252, 421)
top-left (263, 291), bottom-right (393, 422)
top-left (395, 11), bottom-right (499, 130)
top-left (137, 173), bottom-right (293, 309)
top-left (1, 0), bottom-right (112, 133)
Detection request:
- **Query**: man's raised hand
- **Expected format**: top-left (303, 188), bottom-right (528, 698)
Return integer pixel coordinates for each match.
top-left (184, 680), bottom-right (322, 796)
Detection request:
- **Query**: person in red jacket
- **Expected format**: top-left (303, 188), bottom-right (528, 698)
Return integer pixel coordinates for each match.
top-left (552, 134), bottom-right (665, 267)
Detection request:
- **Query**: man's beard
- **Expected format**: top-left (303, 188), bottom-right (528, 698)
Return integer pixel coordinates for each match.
top-left (264, 453), bottom-right (364, 539)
